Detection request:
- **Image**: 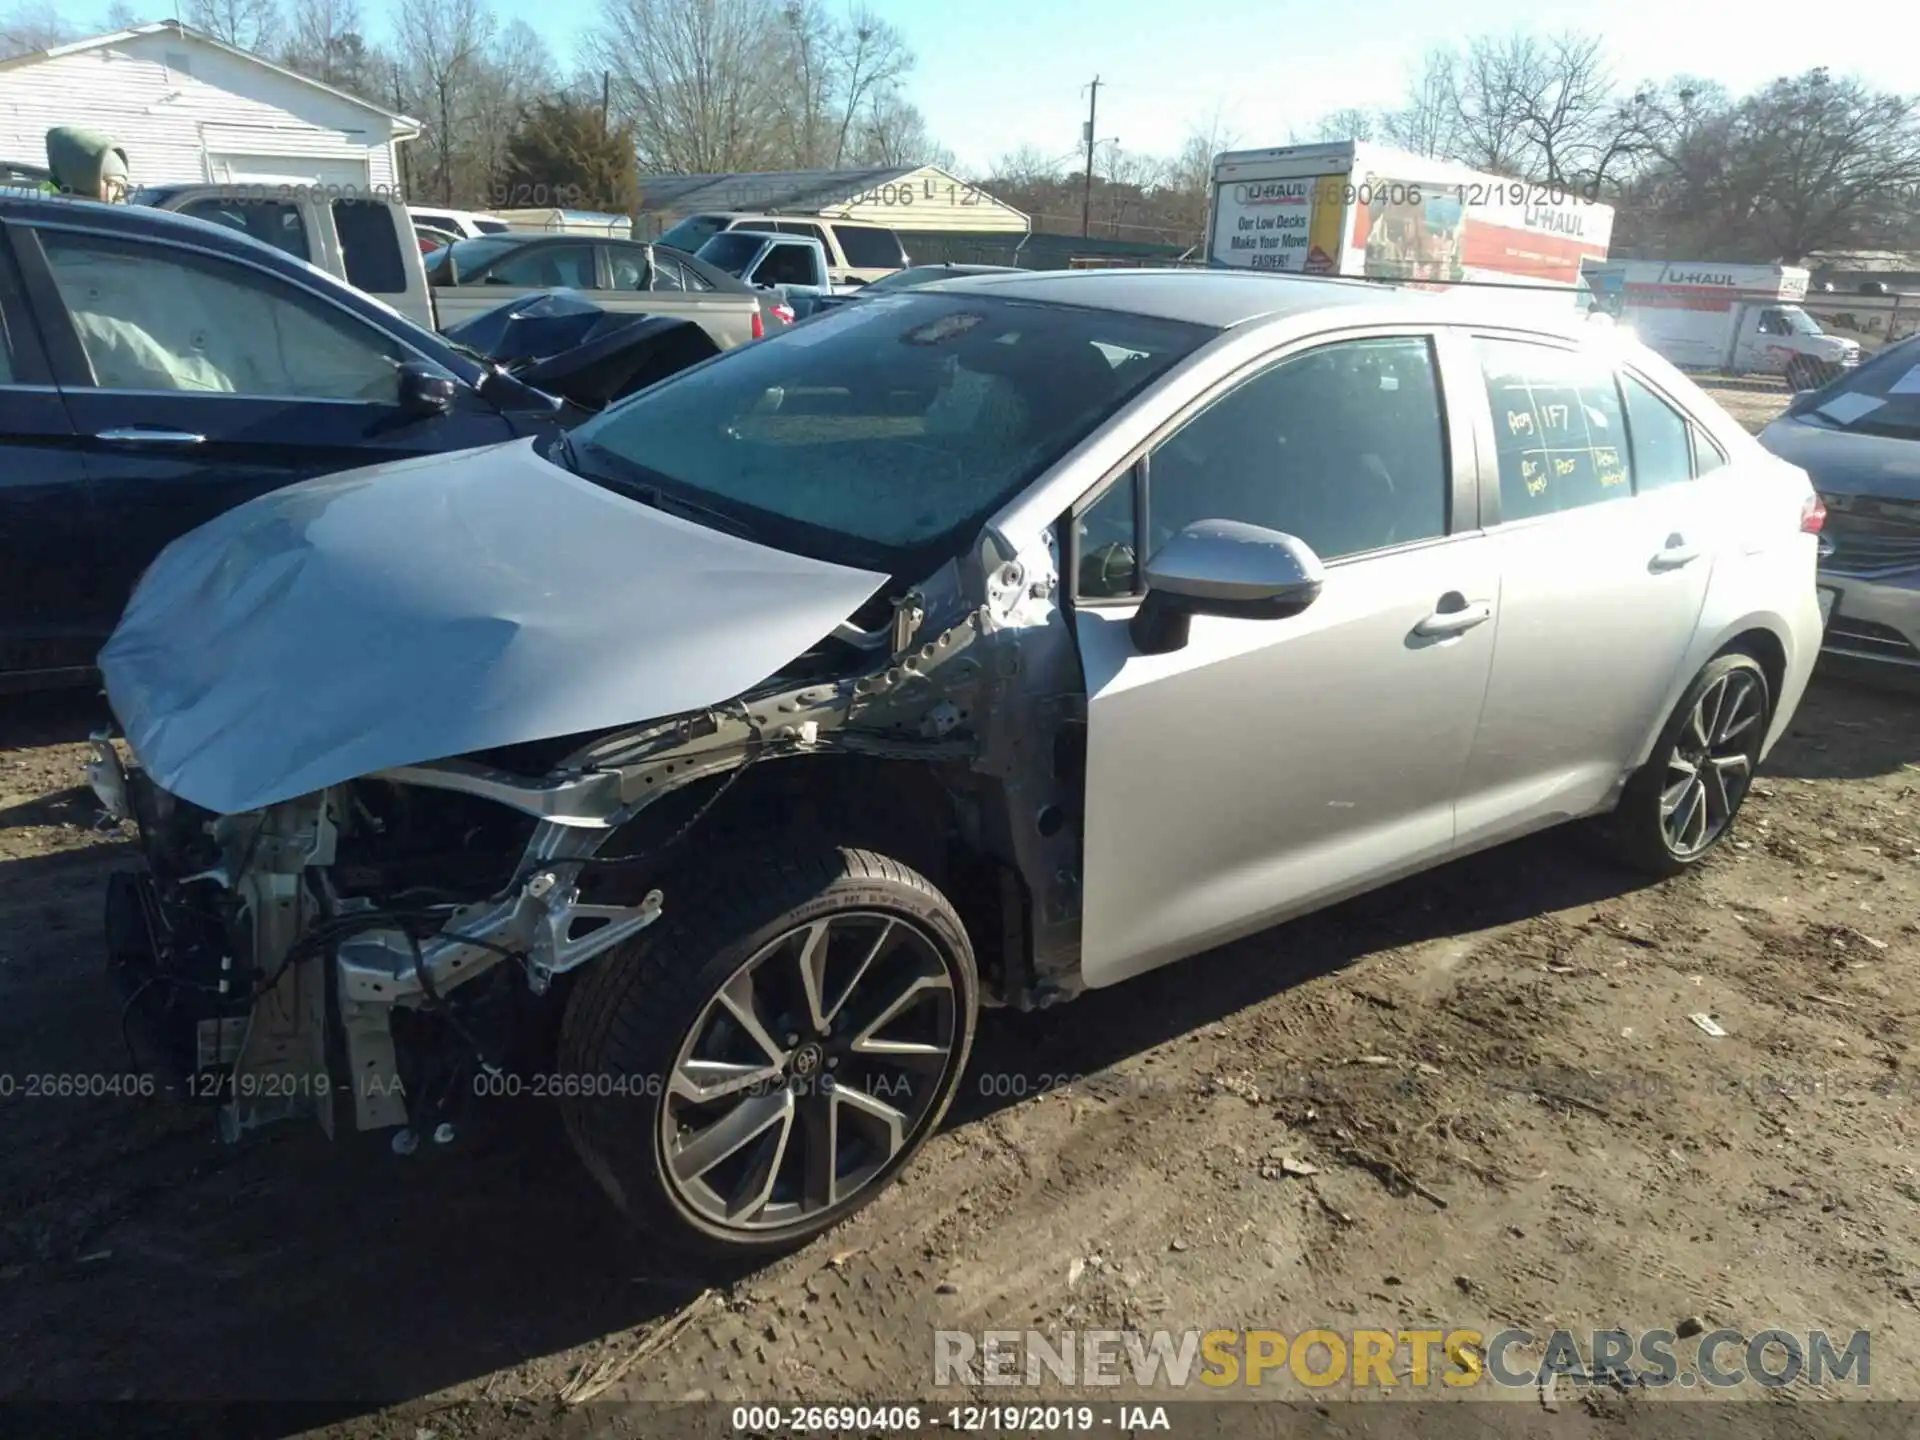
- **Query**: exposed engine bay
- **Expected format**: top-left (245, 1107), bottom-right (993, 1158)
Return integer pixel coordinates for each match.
top-left (95, 535), bottom-right (1092, 1151)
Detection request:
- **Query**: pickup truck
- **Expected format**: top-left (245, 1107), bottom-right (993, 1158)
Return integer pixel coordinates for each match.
top-left (695, 229), bottom-right (836, 318)
top-left (131, 184), bottom-right (778, 349)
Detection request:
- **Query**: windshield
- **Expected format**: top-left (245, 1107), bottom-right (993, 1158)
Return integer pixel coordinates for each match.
top-left (660, 215), bottom-right (731, 253)
top-left (565, 293), bottom-right (1213, 572)
top-left (427, 234), bottom-right (522, 282)
top-left (1794, 340), bottom-right (1920, 437)
top-left (696, 232), bottom-right (766, 276)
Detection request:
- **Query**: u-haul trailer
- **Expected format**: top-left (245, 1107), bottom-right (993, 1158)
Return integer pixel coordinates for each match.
top-left (1206, 141), bottom-right (1614, 316)
top-left (1582, 260), bottom-right (1861, 385)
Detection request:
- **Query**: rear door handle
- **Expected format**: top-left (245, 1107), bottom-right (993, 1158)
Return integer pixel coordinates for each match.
top-left (95, 428), bottom-right (206, 446)
top-left (1651, 534), bottom-right (1702, 569)
top-left (1414, 599), bottom-right (1494, 636)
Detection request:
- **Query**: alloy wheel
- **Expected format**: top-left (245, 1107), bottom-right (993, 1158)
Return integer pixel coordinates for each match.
top-left (659, 912), bottom-right (961, 1233)
top-left (1660, 668), bottom-right (1763, 859)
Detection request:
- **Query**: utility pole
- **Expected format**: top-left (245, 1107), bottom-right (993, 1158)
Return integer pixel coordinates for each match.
top-left (601, 71), bottom-right (612, 137)
top-left (1081, 76), bottom-right (1100, 238)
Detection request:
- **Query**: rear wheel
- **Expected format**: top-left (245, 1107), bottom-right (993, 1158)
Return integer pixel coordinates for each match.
top-left (557, 843), bottom-right (978, 1255)
top-left (1602, 652), bottom-right (1771, 876)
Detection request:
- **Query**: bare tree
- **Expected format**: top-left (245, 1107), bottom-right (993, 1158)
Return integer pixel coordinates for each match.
top-left (851, 89), bottom-right (951, 169)
top-left (185, 0), bottom-right (284, 53)
top-left (283, 0), bottom-right (384, 94)
top-left (463, 20), bottom-right (555, 195)
top-left (826, 7), bottom-right (909, 166)
top-left (1306, 107), bottom-right (1378, 142)
top-left (397, 0), bottom-right (496, 203)
top-left (585, 0), bottom-right (784, 174)
top-left (1381, 46), bottom-right (1458, 158)
top-left (0, 2), bottom-right (75, 57)
top-left (103, 1), bottom-right (139, 27)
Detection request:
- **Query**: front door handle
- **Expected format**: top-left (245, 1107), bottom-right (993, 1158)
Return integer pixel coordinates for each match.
top-left (1651, 534), bottom-right (1702, 569)
top-left (1414, 599), bottom-right (1494, 636)
top-left (95, 427), bottom-right (206, 446)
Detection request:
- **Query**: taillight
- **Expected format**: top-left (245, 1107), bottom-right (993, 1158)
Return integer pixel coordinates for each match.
top-left (1801, 493), bottom-right (1827, 533)
top-left (751, 310), bottom-right (764, 340)
top-left (774, 303), bottom-right (796, 325)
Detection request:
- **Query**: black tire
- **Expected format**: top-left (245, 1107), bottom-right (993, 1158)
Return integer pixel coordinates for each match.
top-left (1602, 651), bottom-right (1772, 876)
top-left (557, 843), bottom-right (978, 1256)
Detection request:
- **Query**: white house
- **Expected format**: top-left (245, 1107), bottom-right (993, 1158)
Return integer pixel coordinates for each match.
top-left (0, 20), bottom-right (418, 191)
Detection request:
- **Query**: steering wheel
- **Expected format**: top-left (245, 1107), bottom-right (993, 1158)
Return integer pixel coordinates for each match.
top-left (1080, 540), bottom-right (1137, 596)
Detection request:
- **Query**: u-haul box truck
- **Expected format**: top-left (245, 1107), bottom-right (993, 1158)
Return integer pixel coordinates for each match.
top-left (1205, 140), bottom-right (1614, 316)
top-left (1582, 260), bottom-right (1860, 384)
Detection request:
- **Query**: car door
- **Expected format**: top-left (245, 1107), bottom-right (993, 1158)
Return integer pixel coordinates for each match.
top-left (0, 221), bottom-right (100, 683)
top-left (1453, 334), bottom-right (1715, 850)
top-left (16, 221), bottom-right (516, 646)
top-left (432, 238), bottom-right (599, 327)
top-left (601, 242), bottom-right (758, 350)
top-left (1070, 329), bottom-right (1500, 987)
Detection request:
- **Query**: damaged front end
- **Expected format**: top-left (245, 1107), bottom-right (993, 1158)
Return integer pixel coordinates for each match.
top-left (94, 440), bottom-right (1090, 1150)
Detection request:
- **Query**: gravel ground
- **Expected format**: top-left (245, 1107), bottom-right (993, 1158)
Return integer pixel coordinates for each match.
top-left (4, 380), bottom-right (1916, 1436)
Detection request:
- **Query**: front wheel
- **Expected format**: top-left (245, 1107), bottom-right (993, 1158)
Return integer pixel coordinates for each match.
top-left (557, 844), bottom-right (979, 1255)
top-left (1602, 652), bottom-right (1772, 876)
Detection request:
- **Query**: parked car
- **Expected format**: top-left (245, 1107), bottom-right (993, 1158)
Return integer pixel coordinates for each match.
top-left (1757, 336), bottom-right (1920, 677)
top-left (94, 269), bottom-right (1823, 1260)
top-left (133, 185), bottom-right (788, 345)
top-left (657, 210), bottom-right (908, 287)
top-left (0, 193), bottom-right (589, 689)
top-left (425, 231), bottom-right (785, 347)
top-left (407, 204), bottom-right (510, 240)
top-left (134, 181), bottom-right (438, 329)
top-left (695, 229), bottom-right (835, 316)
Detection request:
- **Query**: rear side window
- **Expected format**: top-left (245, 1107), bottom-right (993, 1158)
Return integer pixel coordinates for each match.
top-left (332, 200), bottom-right (408, 294)
top-left (178, 198), bottom-right (310, 262)
top-left (1478, 339), bottom-right (1631, 521)
top-left (1621, 375), bottom-right (1692, 492)
top-left (486, 242), bottom-right (595, 288)
top-left (834, 225), bottom-right (906, 269)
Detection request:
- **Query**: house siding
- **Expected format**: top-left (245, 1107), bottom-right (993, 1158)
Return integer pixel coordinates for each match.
top-left (818, 166), bottom-right (1028, 234)
top-left (0, 31), bottom-right (400, 190)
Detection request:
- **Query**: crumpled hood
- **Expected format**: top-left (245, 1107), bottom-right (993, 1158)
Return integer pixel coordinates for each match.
top-left (100, 437), bottom-right (889, 815)
top-left (1759, 412), bottom-right (1920, 502)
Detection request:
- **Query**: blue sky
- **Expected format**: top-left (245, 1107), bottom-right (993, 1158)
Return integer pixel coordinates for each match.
top-left (401, 0), bottom-right (1912, 174)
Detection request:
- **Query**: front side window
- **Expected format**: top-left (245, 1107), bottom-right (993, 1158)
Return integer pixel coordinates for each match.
top-left (1137, 335), bottom-right (1449, 575)
top-left (568, 294), bottom-right (1211, 570)
top-left (1478, 338), bottom-right (1631, 521)
top-left (41, 230), bottom-right (404, 399)
top-left (1622, 374), bottom-right (1693, 492)
top-left (332, 200), bottom-right (407, 294)
top-left (484, 241), bottom-right (595, 289)
top-left (177, 198), bottom-right (310, 262)
top-left (775, 220), bottom-right (828, 246)
top-left (836, 225), bottom-right (907, 269)
top-left (754, 244), bottom-right (817, 288)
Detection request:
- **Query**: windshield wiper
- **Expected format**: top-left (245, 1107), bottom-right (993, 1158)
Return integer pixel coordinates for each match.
top-left (564, 440), bottom-right (761, 541)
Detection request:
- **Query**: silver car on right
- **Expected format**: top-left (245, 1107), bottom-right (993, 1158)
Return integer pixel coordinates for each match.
top-left (1759, 336), bottom-right (1920, 679)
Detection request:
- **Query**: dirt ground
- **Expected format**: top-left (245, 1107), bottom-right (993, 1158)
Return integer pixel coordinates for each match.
top-left (3, 380), bottom-right (1917, 1433)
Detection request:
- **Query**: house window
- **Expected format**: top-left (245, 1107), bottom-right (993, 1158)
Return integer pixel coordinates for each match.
top-left (164, 50), bottom-right (193, 76)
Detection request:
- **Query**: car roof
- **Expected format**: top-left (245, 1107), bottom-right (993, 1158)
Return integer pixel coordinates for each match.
top-left (920, 267), bottom-right (1424, 329)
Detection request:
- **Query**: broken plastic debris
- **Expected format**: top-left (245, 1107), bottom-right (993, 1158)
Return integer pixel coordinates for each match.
top-left (1688, 1014), bottom-right (1728, 1038)
top-left (1280, 1157), bottom-right (1321, 1177)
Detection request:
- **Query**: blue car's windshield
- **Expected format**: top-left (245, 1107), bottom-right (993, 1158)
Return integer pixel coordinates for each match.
top-left (1795, 340), bottom-right (1920, 437)
top-left (566, 293), bottom-right (1213, 572)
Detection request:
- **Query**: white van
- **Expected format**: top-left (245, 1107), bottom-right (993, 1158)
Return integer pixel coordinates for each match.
top-left (656, 211), bottom-right (909, 287)
top-left (407, 205), bottom-right (510, 240)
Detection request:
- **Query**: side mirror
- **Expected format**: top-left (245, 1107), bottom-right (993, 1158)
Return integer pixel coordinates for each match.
top-left (1129, 519), bottom-right (1325, 656)
top-left (397, 360), bottom-right (460, 418)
